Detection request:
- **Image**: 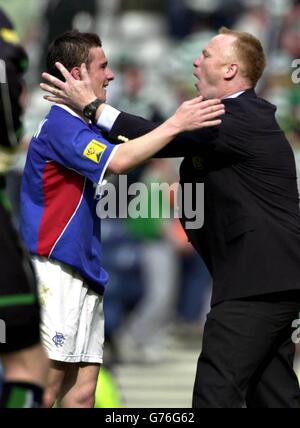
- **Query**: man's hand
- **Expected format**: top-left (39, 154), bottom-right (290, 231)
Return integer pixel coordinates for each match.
top-left (168, 96), bottom-right (225, 132)
top-left (40, 62), bottom-right (96, 111)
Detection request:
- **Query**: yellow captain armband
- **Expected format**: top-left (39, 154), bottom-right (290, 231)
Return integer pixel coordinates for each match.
top-left (117, 135), bottom-right (129, 143)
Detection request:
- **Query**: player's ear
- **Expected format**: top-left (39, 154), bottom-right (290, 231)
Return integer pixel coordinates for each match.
top-left (70, 67), bottom-right (81, 80)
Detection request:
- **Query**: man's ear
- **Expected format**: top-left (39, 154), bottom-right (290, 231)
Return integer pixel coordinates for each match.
top-left (224, 64), bottom-right (238, 80)
top-left (70, 67), bottom-right (81, 80)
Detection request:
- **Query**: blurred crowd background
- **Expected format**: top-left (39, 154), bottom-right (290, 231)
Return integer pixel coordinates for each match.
top-left (1, 0), bottom-right (300, 406)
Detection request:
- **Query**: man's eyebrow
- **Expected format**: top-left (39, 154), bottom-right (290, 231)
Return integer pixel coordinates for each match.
top-left (203, 49), bottom-right (210, 55)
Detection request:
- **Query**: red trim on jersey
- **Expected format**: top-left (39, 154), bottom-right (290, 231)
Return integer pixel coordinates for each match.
top-left (37, 162), bottom-right (85, 256)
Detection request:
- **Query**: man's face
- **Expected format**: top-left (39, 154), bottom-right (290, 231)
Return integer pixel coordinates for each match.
top-left (87, 47), bottom-right (114, 102)
top-left (193, 35), bottom-right (236, 99)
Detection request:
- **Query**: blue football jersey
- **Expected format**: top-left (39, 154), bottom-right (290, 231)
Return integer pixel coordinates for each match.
top-left (20, 105), bottom-right (118, 294)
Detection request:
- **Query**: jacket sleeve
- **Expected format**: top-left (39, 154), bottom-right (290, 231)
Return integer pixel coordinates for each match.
top-left (107, 111), bottom-right (220, 158)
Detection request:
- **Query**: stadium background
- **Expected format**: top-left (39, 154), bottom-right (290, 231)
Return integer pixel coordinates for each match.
top-left (0, 0), bottom-right (300, 407)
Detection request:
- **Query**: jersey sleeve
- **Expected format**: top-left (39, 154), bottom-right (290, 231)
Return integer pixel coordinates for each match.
top-left (44, 108), bottom-right (118, 184)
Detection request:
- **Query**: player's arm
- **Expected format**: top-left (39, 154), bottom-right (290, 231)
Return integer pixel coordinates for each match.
top-left (35, 101), bottom-right (216, 207)
top-left (106, 96), bottom-right (224, 173)
top-left (104, 109), bottom-right (220, 158)
top-left (40, 62), bottom-right (224, 164)
top-left (47, 97), bottom-right (224, 180)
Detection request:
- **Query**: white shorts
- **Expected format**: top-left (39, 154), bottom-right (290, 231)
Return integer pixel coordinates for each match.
top-left (32, 256), bottom-right (104, 364)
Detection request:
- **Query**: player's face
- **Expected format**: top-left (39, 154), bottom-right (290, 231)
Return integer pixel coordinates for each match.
top-left (87, 47), bottom-right (114, 102)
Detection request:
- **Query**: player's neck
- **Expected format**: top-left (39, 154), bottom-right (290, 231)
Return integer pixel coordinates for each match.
top-left (72, 107), bottom-right (89, 124)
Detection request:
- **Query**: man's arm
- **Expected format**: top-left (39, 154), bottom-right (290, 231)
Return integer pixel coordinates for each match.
top-left (40, 62), bottom-right (223, 158)
top-left (106, 97), bottom-right (223, 173)
top-left (106, 110), bottom-right (219, 158)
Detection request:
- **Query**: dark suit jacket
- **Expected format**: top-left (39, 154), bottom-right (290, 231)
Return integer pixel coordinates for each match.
top-left (107, 89), bottom-right (300, 305)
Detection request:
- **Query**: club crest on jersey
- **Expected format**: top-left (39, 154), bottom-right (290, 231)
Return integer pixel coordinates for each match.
top-left (83, 140), bottom-right (106, 164)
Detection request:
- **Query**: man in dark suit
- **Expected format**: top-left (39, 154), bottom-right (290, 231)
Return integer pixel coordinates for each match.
top-left (41, 27), bottom-right (300, 408)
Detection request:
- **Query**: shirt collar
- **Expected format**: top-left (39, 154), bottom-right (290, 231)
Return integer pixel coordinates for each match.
top-left (223, 90), bottom-right (246, 99)
top-left (54, 104), bottom-right (87, 123)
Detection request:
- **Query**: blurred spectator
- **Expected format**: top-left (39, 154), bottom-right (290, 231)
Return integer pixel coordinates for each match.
top-left (166, 0), bottom-right (193, 40)
top-left (117, 159), bottom-right (180, 363)
top-left (262, 0), bottom-right (300, 189)
top-left (175, 0), bottom-right (244, 34)
top-left (234, 1), bottom-right (269, 47)
top-left (113, 55), bottom-right (164, 122)
top-left (166, 220), bottom-right (212, 333)
top-left (118, 0), bottom-right (165, 13)
top-left (39, 0), bottom-right (98, 73)
top-left (102, 217), bottom-right (144, 364)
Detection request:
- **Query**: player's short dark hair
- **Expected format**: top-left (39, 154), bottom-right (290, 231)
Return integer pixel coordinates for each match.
top-left (46, 30), bottom-right (102, 80)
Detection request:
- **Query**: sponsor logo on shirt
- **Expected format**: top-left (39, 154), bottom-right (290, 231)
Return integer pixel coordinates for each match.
top-left (83, 140), bottom-right (107, 164)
